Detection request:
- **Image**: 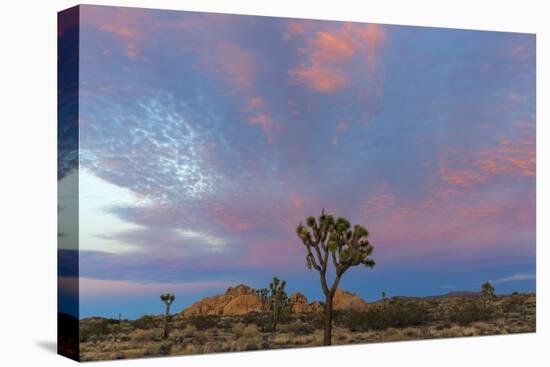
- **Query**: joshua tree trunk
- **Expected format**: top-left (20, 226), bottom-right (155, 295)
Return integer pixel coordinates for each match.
top-left (163, 304), bottom-right (170, 339)
top-left (321, 273), bottom-right (341, 346)
top-left (273, 296), bottom-right (279, 331)
top-left (323, 293), bottom-right (333, 346)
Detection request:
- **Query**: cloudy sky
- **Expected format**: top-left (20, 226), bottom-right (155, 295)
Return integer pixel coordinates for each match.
top-left (58, 5), bottom-right (535, 319)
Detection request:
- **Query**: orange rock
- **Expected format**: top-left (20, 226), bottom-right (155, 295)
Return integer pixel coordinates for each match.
top-left (178, 284), bottom-right (368, 316)
top-left (333, 288), bottom-right (368, 311)
top-left (290, 292), bottom-right (311, 313)
top-left (179, 284), bottom-right (261, 316)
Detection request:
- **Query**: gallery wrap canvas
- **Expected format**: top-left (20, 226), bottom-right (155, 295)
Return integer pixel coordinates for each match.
top-left (58, 4), bottom-right (536, 362)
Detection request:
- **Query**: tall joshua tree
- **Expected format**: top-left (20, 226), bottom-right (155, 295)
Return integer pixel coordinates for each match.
top-left (268, 277), bottom-right (290, 332)
top-left (296, 209), bottom-right (375, 345)
top-left (160, 293), bottom-right (175, 339)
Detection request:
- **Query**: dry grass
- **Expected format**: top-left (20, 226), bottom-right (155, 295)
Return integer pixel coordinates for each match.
top-left (79, 293), bottom-right (536, 361)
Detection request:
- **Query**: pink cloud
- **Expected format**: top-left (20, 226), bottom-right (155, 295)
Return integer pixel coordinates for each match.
top-left (248, 113), bottom-right (275, 130)
top-left (248, 95), bottom-right (265, 109)
top-left (290, 195), bottom-right (305, 210)
top-left (439, 132), bottom-right (535, 189)
top-left (358, 158), bottom-right (534, 263)
top-left (314, 31), bottom-right (355, 62)
top-left (81, 6), bottom-right (153, 59)
top-left (288, 22), bottom-right (386, 93)
top-left (207, 204), bottom-right (257, 234)
top-left (289, 65), bottom-right (347, 92)
top-left (215, 42), bottom-right (257, 93)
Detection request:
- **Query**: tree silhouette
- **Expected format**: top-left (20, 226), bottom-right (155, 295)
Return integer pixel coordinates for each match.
top-left (160, 293), bottom-right (175, 339)
top-left (481, 282), bottom-right (495, 300)
top-left (256, 278), bottom-right (290, 331)
top-left (296, 209), bottom-right (375, 345)
top-left (255, 287), bottom-right (270, 311)
top-left (268, 277), bottom-right (290, 331)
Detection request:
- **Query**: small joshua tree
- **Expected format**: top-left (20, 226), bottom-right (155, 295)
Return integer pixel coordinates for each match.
top-left (160, 293), bottom-right (175, 339)
top-left (268, 277), bottom-right (290, 332)
top-left (481, 282), bottom-right (495, 300)
top-left (296, 209), bottom-right (375, 345)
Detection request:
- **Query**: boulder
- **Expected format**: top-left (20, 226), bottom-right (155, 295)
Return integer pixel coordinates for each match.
top-left (309, 301), bottom-right (324, 313)
top-left (180, 284), bottom-right (261, 316)
top-left (333, 288), bottom-right (368, 311)
top-left (289, 292), bottom-right (311, 313)
top-left (223, 294), bottom-right (263, 315)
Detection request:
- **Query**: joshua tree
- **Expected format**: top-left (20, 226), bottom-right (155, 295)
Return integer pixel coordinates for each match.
top-left (160, 293), bottom-right (175, 339)
top-left (481, 282), bottom-right (495, 300)
top-left (296, 209), bottom-right (375, 345)
top-left (268, 277), bottom-right (290, 332)
top-left (256, 287), bottom-right (270, 311)
top-left (381, 291), bottom-right (387, 301)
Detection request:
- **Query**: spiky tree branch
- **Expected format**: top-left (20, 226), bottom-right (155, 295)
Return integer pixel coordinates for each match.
top-left (296, 209), bottom-right (375, 297)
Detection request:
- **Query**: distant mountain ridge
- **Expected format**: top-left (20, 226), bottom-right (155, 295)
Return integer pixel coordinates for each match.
top-left (397, 291), bottom-right (482, 301)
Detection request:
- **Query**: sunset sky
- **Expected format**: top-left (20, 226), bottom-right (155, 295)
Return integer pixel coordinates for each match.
top-left (59, 5), bottom-right (535, 319)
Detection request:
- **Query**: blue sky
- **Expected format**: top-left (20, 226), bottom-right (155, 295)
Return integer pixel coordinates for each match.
top-left (58, 5), bottom-right (535, 319)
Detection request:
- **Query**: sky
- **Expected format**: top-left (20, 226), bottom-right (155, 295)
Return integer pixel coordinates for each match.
top-left (58, 5), bottom-right (536, 319)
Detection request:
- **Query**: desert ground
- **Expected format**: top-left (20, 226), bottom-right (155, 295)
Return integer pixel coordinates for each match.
top-left (79, 285), bottom-right (535, 361)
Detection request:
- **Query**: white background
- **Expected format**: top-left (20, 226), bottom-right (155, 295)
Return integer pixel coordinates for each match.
top-left (0, 0), bottom-right (547, 365)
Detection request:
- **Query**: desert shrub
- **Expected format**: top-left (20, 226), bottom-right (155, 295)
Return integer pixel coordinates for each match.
top-left (129, 328), bottom-right (160, 344)
top-left (296, 312), bottom-right (324, 330)
top-left (244, 340), bottom-right (260, 351)
top-left (132, 315), bottom-right (158, 329)
top-left (159, 340), bottom-right (173, 355)
top-left (449, 301), bottom-right (492, 325)
top-left (501, 294), bottom-right (527, 313)
top-left (242, 324), bottom-right (260, 338)
top-left (282, 321), bottom-right (315, 335)
top-left (192, 332), bottom-right (207, 344)
top-left (337, 299), bottom-right (428, 331)
top-left (232, 323), bottom-right (246, 337)
top-left (188, 315), bottom-right (219, 330)
top-left (241, 312), bottom-right (270, 330)
top-left (182, 324), bottom-right (197, 337)
top-left (117, 334), bottom-right (130, 342)
top-left (80, 318), bottom-right (119, 342)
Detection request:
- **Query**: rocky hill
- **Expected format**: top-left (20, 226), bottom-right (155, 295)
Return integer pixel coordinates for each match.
top-left (178, 284), bottom-right (262, 317)
top-left (333, 288), bottom-right (369, 311)
top-left (178, 284), bottom-right (368, 316)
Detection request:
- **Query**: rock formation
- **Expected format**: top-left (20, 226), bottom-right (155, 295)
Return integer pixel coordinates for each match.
top-left (333, 288), bottom-right (369, 311)
top-left (289, 292), bottom-right (311, 313)
top-left (179, 284), bottom-right (367, 316)
top-left (179, 284), bottom-right (262, 317)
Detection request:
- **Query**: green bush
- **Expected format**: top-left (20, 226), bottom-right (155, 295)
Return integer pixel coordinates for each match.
top-left (296, 311), bottom-right (324, 330)
top-left (79, 318), bottom-right (119, 342)
top-left (337, 299), bottom-right (429, 331)
top-left (131, 315), bottom-right (158, 329)
top-left (449, 301), bottom-right (492, 325)
top-left (240, 312), bottom-right (270, 330)
top-left (188, 315), bottom-right (219, 330)
top-left (501, 294), bottom-right (526, 313)
top-left (284, 321), bottom-right (316, 335)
